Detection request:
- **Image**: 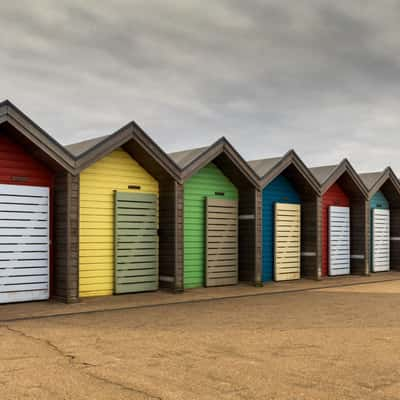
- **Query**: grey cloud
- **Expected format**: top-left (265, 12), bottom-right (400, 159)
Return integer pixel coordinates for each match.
top-left (0, 0), bottom-right (400, 174)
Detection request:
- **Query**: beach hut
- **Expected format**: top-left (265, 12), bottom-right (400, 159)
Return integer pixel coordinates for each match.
top-left (359, 168), bottom-right (400, 272)
top-left (248, 150), bottom-right (320, 282)
top-left (169, 138), bottom-right (261, 289)
top-left (0, 101), bottom-right (76, 303)
top-left (310, 160), bottom-right (369, 277)
top-left (67, 123), bottom-right (180, 297)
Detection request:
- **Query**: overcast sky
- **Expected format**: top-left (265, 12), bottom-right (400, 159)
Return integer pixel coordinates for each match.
top-left (1, 1), bottom-right (400, 173)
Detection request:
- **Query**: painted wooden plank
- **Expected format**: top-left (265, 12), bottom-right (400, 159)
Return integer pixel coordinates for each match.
top-left (0, 220), bottom-right (48, 228)
top-left (0, 237), bottom-right (48, 244)
top-left (0, 259), bottom-right (47, 268)
top-left (329, 205), bottom-right (350, 276)
top-left (0, 203), bottom-right (48, 213)
top-left (0, 184), bottom-right (49, 196)
top-left (0, 290), bottom-right (48, 303)
top-left (0, 267), bottom-right (48, 276)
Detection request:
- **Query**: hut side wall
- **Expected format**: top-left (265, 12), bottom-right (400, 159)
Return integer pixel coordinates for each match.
top-left (79, 148), bottom-right (159, 297)
top-left (262, 175), bottom-right (301, 282)
top-left (321, 183), bottom-right (350, 277)
top-left (183, 162), bottom-right (238, 288)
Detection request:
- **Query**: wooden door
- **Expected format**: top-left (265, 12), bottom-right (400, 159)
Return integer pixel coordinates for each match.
top-left (274, 203), bottom-right (301, 281)
top-left (205, 198), bottom-right (238, 287)
top-left (114, 192), bottom-right (158, 293)
top-left (329, 206), bottom-right (350, 276)
top-left (372, 208), bottom-right (390, 272)
top-left (0, 184), bottom-right (50, 303)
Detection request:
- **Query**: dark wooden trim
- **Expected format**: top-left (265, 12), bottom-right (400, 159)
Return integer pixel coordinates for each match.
top-left (179, 138), bottom-right (260, 188)
top-left (316, 195), bottom-right (322, 280)
top-left (52, 172), bottom-right (80, 303)
top-left (174, 182), bottom-right (184, 291)
top-left (257, 150), bottom-right (320, 194)
top-left (367, 167), bottom-right (400, 199)
top-left (0, 101), bottom-right (76, 173)
top-left (254, 189), bottom-right (263, 285)
top-left (74, 122), bottom-right (181, 182)
top-left (320, 159), bottom-right (368, 198)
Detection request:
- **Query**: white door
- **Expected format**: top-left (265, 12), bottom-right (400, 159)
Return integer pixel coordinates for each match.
top-left (372, 209), bottom-right (390, 272)
top-left (0, 184), bottom-right (50, 303)
top-left (329, 206), bottom-right (350, 276)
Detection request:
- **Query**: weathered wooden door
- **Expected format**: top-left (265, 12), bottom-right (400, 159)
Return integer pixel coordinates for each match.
top-left (205, 198), bottom-right (238, 287)
top-left (0, 184), bottom-right (50, 303)
top-left (114, 192), bottom-right (158, 293)
top-left (372, 208), bottom-right (390, 272)
top-left (329, 205), bottom-right (350, 276)
top-left (274, 203), bottom-right (301, 281)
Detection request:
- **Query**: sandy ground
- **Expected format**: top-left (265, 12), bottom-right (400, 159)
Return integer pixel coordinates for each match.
top-left (1, 280), bottom-right (400, 400)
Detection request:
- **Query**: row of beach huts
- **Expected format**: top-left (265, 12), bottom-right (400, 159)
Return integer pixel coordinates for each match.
top-left (0, 100), bottom-right (398, 304)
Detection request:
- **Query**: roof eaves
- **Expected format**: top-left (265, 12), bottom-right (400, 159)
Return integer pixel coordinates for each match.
top-left (0, 100), bottom-right (76, 172)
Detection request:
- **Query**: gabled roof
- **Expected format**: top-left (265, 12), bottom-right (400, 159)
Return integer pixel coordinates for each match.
top-left (169, 137), bottom-right (260, 188)
top-left (248, 149), bottom-right (319, 193)
top-left (309, 165), bottom-right (338, 185)
top-left (359, 167), bottom-right (400, 199)
top-left (69, 121), bottom-right (181, 181)
top-left (0, 100), bottom-right (75, 173)
top-left (66, 135), bottom-right (109, 157)
top-left (169, 146), bottom-right (209, 169)
top-left (310, 159), bottom-right (368, 198)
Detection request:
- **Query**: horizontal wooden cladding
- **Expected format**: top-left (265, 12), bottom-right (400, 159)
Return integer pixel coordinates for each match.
top-left (206, 198), bottom-right (238, 287)
top-left (0, 134), bottom-right (54, 187)
top-left (79, 148), bottom-right (158, 297)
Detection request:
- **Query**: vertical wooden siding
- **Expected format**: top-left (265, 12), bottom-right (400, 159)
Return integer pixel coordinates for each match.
top-left (183, 163), bottom-right (238, 288)
top-left (321, 183), bottom-right (350, 277)
top-left (238, 188), bottom-right (262, 283)
top-left (53, 173), bottom-right (79, 302)
top-left (79, 148), bottom-right (158, 297)
top-left (301, 197), bottom-right (319, 279)
top-left (262, 175), bottom-right (300, 282)
top-left (390, 208), bottom-right (400, 271)
top-left (350, 199), bottom-right (369, 275)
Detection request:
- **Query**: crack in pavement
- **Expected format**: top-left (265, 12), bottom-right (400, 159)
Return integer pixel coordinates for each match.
top-left (1, 325), bottom-right (162, 400)
top-left (84, 371), bottom-right (162, 400)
